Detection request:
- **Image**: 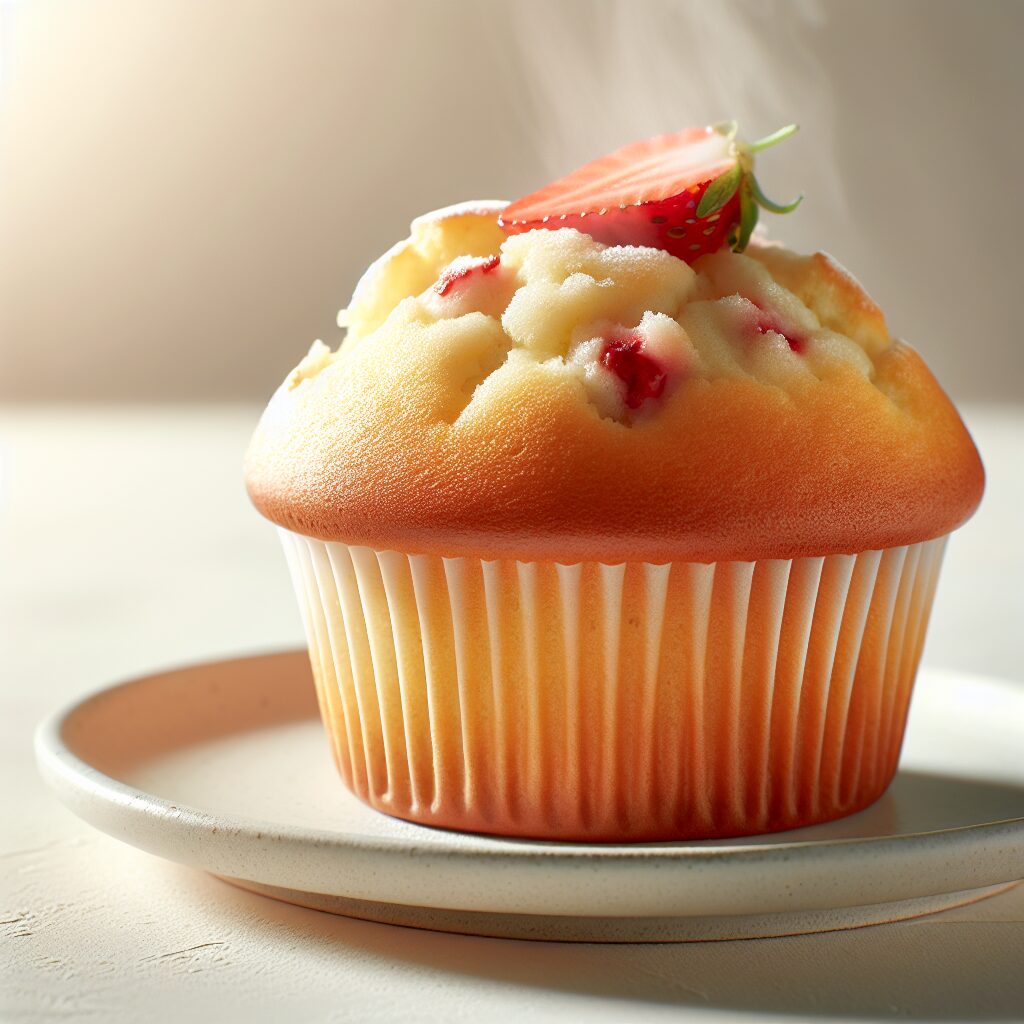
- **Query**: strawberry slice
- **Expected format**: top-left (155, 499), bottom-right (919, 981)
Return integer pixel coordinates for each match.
top-left (500, 122), bottom-right (801, 263)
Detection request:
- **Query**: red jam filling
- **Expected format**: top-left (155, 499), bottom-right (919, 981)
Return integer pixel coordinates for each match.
top-left (601, 333), bottom-right (667, 409)
top-left (434, 255), bottom-right (500, 297)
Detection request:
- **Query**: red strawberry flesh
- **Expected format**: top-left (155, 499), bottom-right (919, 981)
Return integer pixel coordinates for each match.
top-left (435, 254), bottom-right (500, 297)
top-left (601, 333), bottom-right (667, 409)
top-left (757, 316), bottom-right (805, 354)
top-left (748, 301), bottom-right (806, 353)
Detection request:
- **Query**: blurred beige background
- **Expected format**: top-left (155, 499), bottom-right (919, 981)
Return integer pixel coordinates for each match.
top-left (1, 0), bottom-right (1021, 403)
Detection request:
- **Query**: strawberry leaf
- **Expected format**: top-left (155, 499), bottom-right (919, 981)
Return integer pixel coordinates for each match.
top-left (749, 174), bottom-right (803, 214)
top-left (734, 179), bottom-right (759, 252)
top-left (696, 164), bottom-right (741, 218)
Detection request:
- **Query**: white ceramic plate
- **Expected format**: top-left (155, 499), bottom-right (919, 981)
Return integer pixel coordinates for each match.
top-left (36, 651), bottom-right (1024, 942)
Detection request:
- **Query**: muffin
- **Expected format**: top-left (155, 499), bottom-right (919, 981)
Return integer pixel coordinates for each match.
top-left (246, 125), bottom-right (983, 841)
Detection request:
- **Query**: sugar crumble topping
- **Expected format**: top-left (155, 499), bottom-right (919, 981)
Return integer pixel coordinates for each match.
top-left (295, 205), bottom-right (888, 424)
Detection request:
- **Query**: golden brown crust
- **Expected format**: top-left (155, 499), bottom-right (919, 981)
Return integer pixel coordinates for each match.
top-left (246, 336), bottom-right (983, 563)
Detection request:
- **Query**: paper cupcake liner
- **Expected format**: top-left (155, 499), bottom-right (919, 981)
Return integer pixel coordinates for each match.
top-left (280, 530), bottom-right (947, 841)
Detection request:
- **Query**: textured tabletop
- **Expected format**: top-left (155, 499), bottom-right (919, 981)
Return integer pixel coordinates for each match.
top-left (2, 404), bottom-right (1023, 1023)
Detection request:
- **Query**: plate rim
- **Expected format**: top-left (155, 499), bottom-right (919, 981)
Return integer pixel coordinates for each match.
top-left (34, 649), bottom-right (1024, 918)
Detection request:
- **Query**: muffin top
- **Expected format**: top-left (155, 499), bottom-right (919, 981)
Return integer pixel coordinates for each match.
top-left (245, 197), bottom-right (983, 563)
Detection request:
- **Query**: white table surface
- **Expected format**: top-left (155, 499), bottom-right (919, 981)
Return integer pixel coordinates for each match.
top-left (2, 403), bottom-right (1022, 1023)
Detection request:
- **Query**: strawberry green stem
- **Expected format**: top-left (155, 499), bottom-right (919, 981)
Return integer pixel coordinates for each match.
top-left (707, 121), bottom-right (801, 252)
top-left (748, 123), bottom-right (799, 153)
